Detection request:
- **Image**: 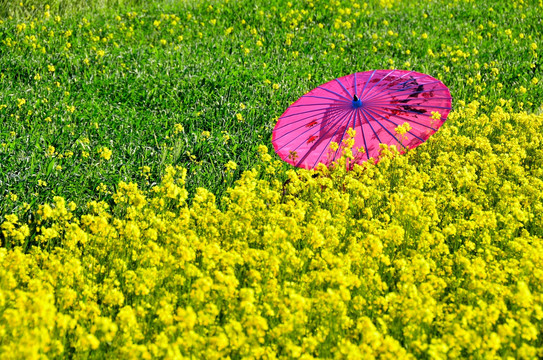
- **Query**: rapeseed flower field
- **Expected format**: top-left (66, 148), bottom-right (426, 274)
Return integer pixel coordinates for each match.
top-left (1, 0), bottom-right (543, 358)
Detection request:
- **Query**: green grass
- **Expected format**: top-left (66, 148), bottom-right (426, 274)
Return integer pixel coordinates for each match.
top-left (0, 0), bottom-right (146, 18)
top-left (0, 0), bottom-right (541, 220)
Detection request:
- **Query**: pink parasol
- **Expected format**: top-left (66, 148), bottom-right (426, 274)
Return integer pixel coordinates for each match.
top-left (272, 69), bottom-right (452, 169)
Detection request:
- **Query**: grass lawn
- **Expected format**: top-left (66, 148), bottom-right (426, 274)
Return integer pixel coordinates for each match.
top-left (1, 0), bottom-right (541, 219)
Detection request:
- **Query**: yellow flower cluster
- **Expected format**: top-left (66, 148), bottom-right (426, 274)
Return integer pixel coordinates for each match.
top-left (98, 146), bottom-right (112, 160)
top-left (2, 103), bottom-right (543, 358)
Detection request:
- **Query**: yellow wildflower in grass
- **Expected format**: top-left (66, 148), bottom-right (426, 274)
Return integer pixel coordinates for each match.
top-left (46, 145), bottom-right (56, 157)
top-left (257, 144), bottom-right (272, 162)
top-left (48, 64), bottom-right (55, 72)
top-left (174, 123), bottom-right (184, 134)
top-left (225, 160), bottom-right (237, 172)
top-left (96, 183), bottom-right (108, 193)
top-left (140, 166), bottom-right (151, 179)
top-left (201, 130), bottom-right (211, 140)
top-left (221, 131), bottom-right (230, 143)
top-left (98, 146), bottom-right (112, 160)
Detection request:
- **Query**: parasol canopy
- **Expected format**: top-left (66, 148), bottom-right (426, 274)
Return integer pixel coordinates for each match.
top-left (272, 69), bottom-right (452, 169)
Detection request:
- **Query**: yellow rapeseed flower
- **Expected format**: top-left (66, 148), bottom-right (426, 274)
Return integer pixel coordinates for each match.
top-left (98, 147), bottom-right (112, 160)
top-left (225, 160), bottom-right (237, 172)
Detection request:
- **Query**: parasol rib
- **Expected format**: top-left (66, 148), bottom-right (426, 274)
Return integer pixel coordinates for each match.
top-left (274, 105), bottom-right (350, 131)
top-left (293, 109), bottom-right (354, 167)
top-left (362, 80), bottom-right (446, 103)
top-left (273, 107), bottom-right (345, 143)
top-left (359, 108), bottom-right (383, 146)
top-left (317, 86), bottom-right (352, 102)
top-left (302, 95), bottom-right (351, 104)
top-left (358, 70), bottom-right (376, 100)
top-left (363, 107), bottom-right (426, 142)
top-left (329, 111), bottom-right (357, 164)
top-left (363, 107), bottom-right (439, 131)
top-left (278, 107), bottom-right (350, 153)
top-left (335, 78), bottom-right (353, 99)
top-left (361, 108), bottom-right (408, 150)
top-left (355, 108), bottom-right (370, 160)
top-left (359, 69), bottom-right (397, 102)
top-left (310, 110), bottom-right (356, 169)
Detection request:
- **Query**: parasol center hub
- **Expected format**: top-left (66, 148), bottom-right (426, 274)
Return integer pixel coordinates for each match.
top-left (352, 98), bottom-right (363, 108)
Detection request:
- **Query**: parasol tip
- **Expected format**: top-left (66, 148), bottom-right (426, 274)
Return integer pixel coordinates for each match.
top-left (352, 94), bottom-right (362, 108)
